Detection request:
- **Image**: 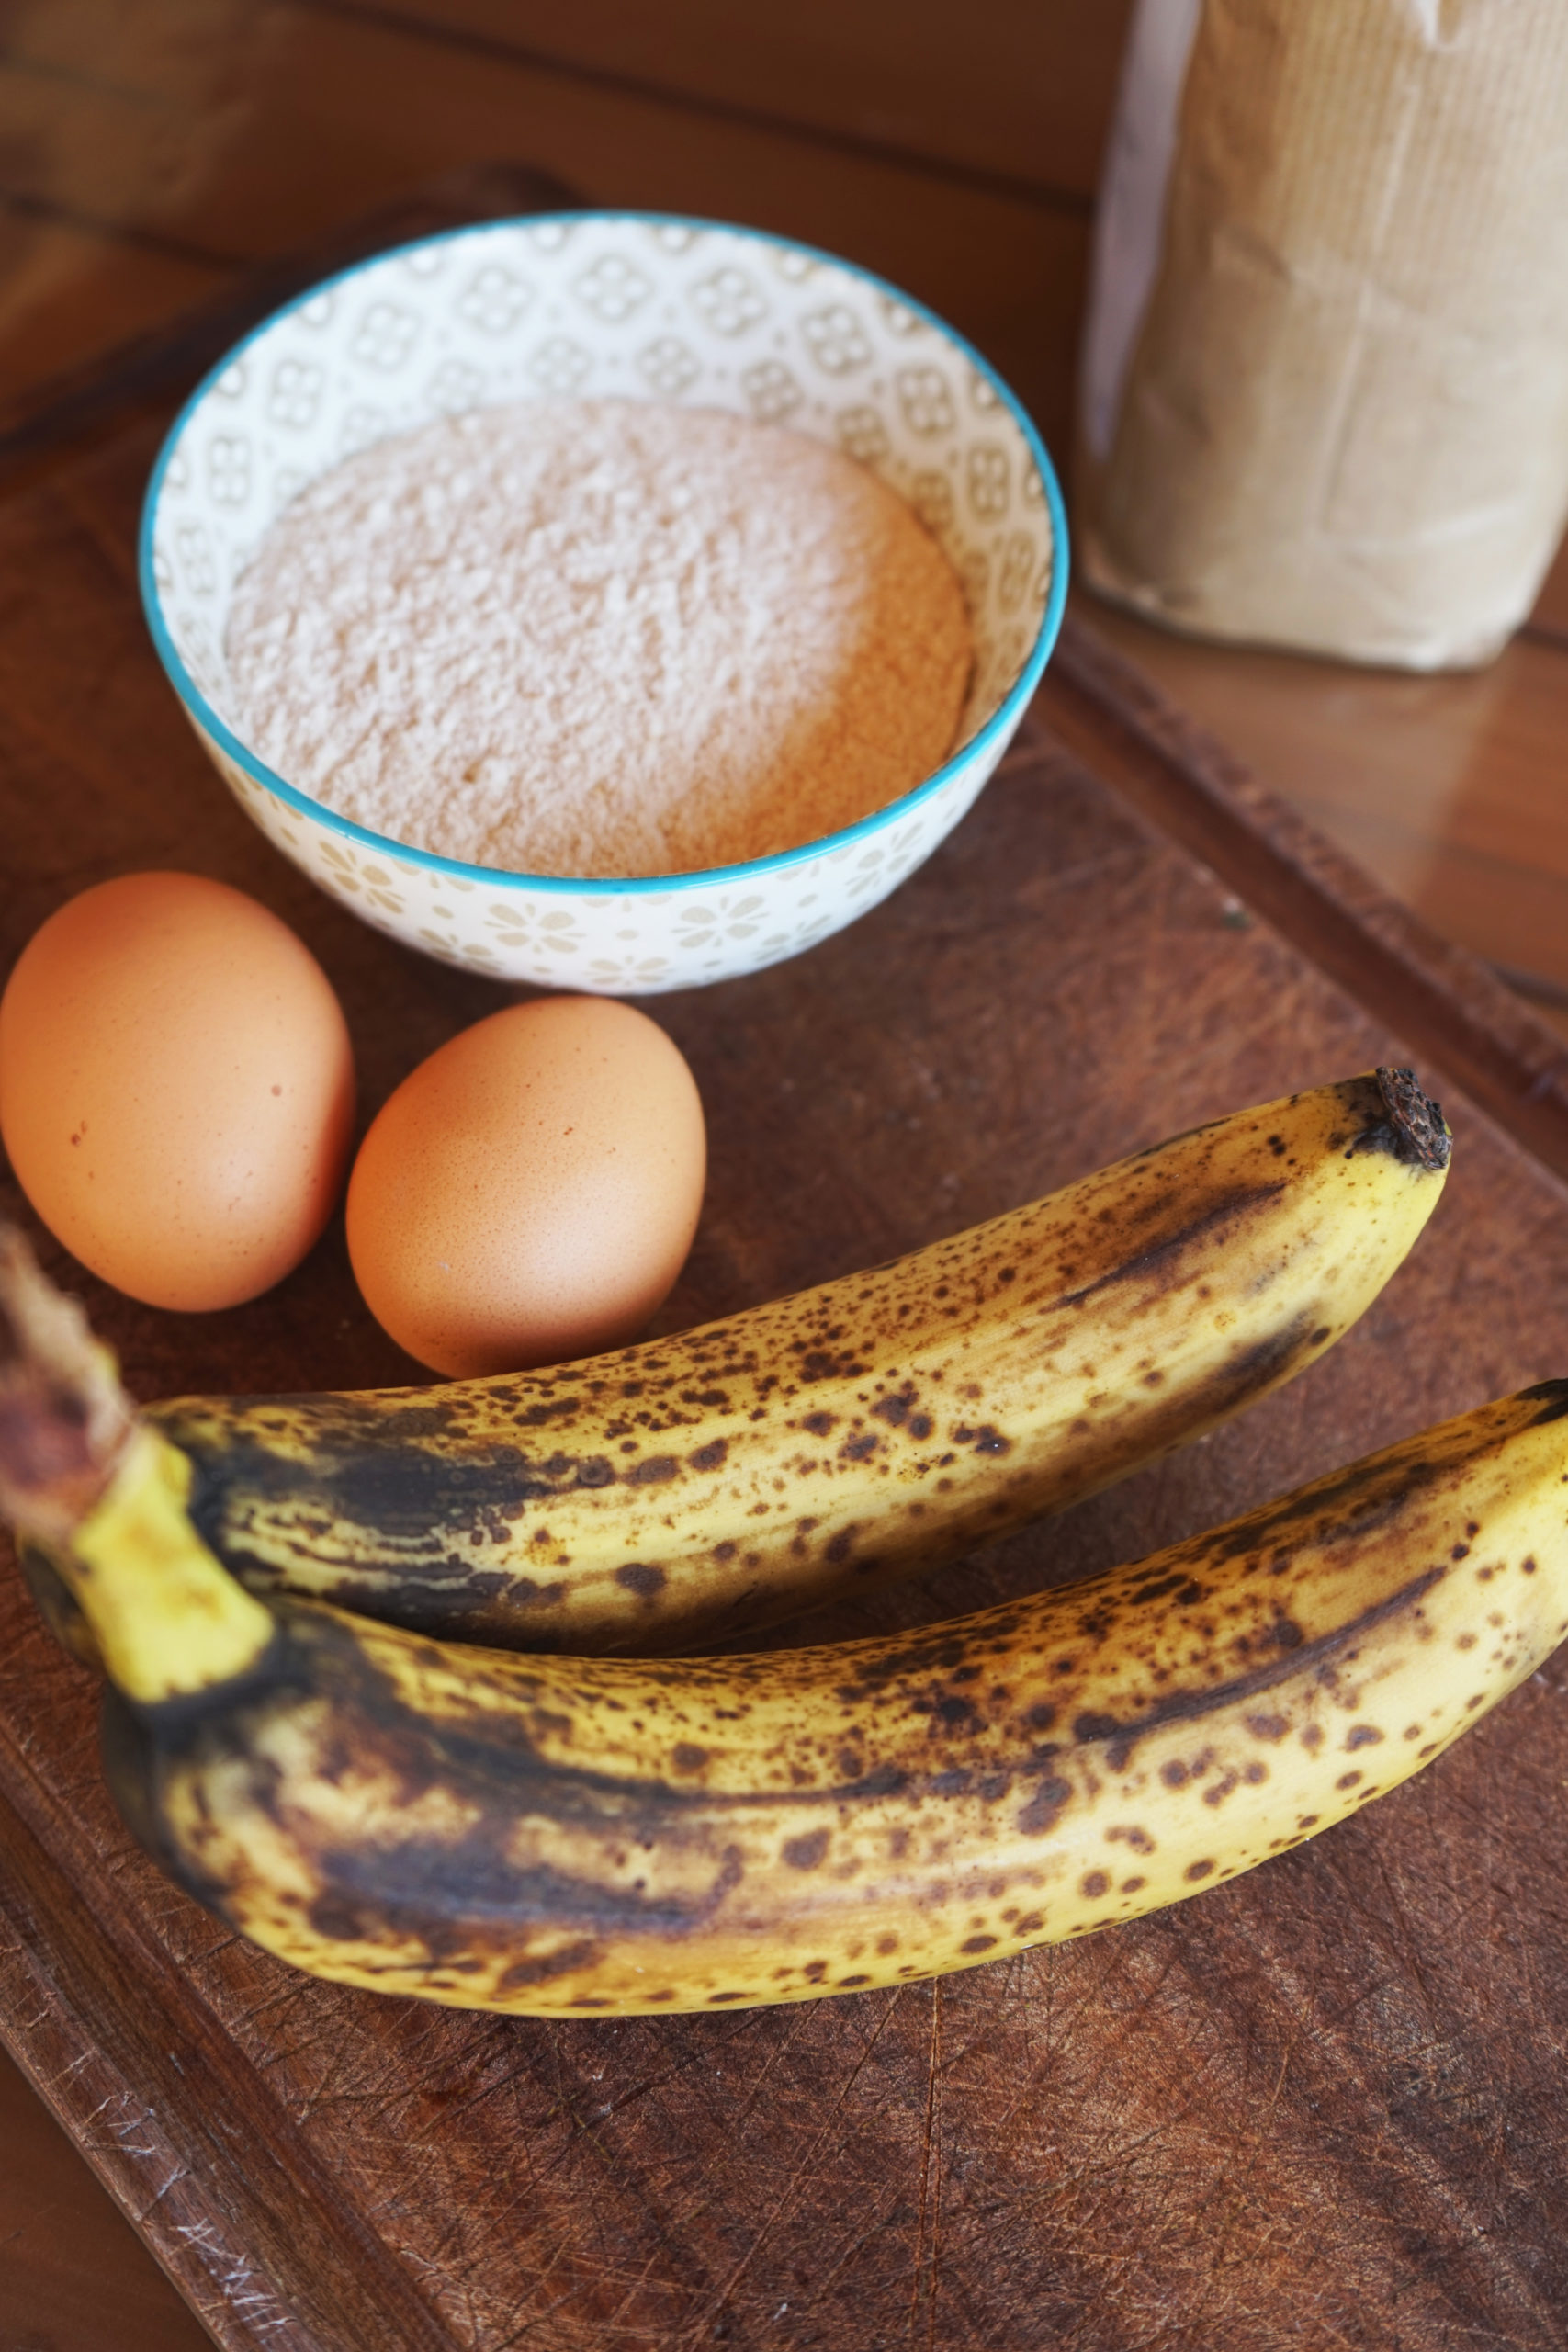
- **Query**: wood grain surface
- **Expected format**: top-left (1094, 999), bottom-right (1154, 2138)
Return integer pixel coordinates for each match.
top-left (0, 0), bottom-right (1109, 455)
top-left (6, 401), bottom-right (1568, 2348)
top-left (6, 7), bottom-right (1568, 2341)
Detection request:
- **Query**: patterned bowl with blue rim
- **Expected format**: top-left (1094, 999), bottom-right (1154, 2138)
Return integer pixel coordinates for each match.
top-left (140, 213), bottom-right (1067, 995)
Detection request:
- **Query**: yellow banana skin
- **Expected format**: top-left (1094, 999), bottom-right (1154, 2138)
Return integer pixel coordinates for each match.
top-left (88, 1382), bottom-right (1568, 2018)
top-left (147, 1070), bottom-right (1450, 1656)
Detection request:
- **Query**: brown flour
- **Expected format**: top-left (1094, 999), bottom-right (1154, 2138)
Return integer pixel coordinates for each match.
top-left (223, 400), bottom-right (974, 878)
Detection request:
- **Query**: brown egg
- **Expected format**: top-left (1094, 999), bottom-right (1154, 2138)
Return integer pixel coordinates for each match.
top-left (0, 871), bottom-right (355, 1311)
top-left (346, 995), bottom-right (705, 1375)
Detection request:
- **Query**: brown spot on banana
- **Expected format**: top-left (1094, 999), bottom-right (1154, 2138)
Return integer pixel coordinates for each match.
top-left (146, 1074), bottom-right (1450, 1657)
top-left (94, 1382), bottom-right (1564, 2018)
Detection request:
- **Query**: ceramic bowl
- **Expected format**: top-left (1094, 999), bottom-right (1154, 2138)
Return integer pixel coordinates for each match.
top-left (140, 212), bottom-right (1067, 995)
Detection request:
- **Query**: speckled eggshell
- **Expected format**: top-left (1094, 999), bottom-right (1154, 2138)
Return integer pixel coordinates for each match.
top-left (344, 995), bottom-right (706, 1376)
top-left (0, 871), bottom-right (356, 1311)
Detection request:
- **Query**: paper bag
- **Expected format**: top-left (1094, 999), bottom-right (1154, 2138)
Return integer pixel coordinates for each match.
top-left (1077, 0), bottom-right (1568, 669)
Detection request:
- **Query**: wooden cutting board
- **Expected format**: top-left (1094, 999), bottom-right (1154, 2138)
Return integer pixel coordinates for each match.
top-left (6, 223), bottom-right (1568, 2352)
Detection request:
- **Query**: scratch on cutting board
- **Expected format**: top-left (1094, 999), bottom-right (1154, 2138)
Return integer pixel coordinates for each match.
top-left (912, 1976), bottom-right (944, 2348)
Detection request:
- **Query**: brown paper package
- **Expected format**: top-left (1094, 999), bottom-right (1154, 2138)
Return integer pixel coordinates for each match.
top-left (1077, 0), bottom-right (1568, 670)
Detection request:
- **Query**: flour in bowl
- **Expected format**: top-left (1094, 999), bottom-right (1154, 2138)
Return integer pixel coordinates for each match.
top-left (222, 399), bottom-right (974, 878)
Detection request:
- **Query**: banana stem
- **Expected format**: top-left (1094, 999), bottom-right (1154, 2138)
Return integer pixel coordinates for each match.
top-left (0, 1227), bottom-right (275, 1705)
top-left (1369, 1068), bottom-right (1450, 1172)
top-left (0, 1226), bottom-right (133, 1547)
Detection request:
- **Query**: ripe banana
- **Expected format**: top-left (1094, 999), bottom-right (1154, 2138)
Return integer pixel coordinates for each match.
top-left (145, 1069), bottom-right (1451, 1656)
top-left (3, 1292), bottom-right (1562, 2017)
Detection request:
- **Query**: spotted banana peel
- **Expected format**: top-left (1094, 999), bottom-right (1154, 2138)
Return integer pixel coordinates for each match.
top-left (2, 1236), bottom-right (1565, 2018)
top-left (141, 1069), bottom-right (1451, 1657)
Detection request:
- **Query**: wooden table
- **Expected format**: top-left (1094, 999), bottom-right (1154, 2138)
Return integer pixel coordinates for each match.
top-left (6, 8), bottom-right (1568, 2347)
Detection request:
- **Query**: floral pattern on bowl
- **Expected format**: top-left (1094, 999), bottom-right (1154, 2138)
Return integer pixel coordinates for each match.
top-left (141, 213), bottom-right (1068, 995)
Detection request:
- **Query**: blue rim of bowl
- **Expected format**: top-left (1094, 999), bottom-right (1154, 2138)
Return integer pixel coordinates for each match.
top-left (138, 209), bottom-right (1070, 899)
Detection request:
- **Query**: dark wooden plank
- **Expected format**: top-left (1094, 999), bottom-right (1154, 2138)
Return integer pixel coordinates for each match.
top-left (8, 389), bottom-right (1568, 2348)
top-left (1, 3), bottom-right (1094, 456)
top-left (0, 6), bottom-right (250, 405)
top-left (3, 0), bottom-right (1132, 215)
top-left (292, 0), bottom-right (1126, 205)
top-left (0, 198), bottom-right (224, 405)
